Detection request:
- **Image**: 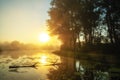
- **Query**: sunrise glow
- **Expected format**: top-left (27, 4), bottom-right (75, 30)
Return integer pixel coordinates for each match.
top-left (38, 32), bottom-right (50, 43)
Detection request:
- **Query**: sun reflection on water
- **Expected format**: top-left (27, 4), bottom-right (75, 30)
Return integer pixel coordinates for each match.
top-left (33, 53), bottom-right (61, 66)
top-left (0, 51), bottom-right (62, 80)
top-left (40, 55), bottom-right (47, 65)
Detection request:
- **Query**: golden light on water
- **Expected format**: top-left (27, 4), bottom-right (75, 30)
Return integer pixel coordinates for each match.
top-left (34, 53), bottom-right (61, 66)
top-left (40, 55), bottom-right (47, 65)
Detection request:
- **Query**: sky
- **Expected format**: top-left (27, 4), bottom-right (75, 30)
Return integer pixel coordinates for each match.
top-left (0, 0), bottom-right (51, 43)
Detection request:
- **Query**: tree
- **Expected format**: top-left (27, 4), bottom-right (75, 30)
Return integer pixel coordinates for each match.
top-left (100, 0), bottom-right (120, 45)
top-left (48, 0), bottom-right (120, 51)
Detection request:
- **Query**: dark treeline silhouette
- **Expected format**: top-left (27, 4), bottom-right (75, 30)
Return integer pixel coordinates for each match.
top-left (48, 0), bottom-right (120, 53)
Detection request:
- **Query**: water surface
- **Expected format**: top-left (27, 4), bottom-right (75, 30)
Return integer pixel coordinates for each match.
top-left (0, 50), bottom-right (120, 80)
top-left (0, 50), bottom-right (60, 80)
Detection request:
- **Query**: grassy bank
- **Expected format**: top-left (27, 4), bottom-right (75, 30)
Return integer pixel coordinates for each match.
top-left (54, 43), bottom-right (120, 58)
top-left (53, 43), bottom-right (120, 70)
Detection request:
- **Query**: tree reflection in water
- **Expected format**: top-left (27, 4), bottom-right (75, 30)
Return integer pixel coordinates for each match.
top-left (47, 57), bottom-right (77, 80)
top-left (47, 56), bottom-right (120, 80)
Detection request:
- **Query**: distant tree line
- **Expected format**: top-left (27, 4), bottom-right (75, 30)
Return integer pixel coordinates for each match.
top-left (0, 41), bottom-right (56, 51)
top-left (0, 41), bottom-right (38, 51)
top-left (48, 0), bottom-right (120, 51)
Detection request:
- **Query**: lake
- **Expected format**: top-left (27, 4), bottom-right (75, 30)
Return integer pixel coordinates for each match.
top-left (0, 50), bottom-right (120, 80)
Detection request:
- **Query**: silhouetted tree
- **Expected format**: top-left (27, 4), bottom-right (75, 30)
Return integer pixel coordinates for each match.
top-left (48, 0), bottom-right (101, 49)
top-left (48, 0), bottom-right (120, 51)
top-left (99, 0), bottom-right (120, 45)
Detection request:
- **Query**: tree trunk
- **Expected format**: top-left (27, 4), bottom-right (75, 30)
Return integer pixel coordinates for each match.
top-left (106, 11), bottom-right (114, 44)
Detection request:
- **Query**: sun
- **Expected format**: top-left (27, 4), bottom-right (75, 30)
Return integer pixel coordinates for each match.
top-left (39, 32), bottom-right (50, 43)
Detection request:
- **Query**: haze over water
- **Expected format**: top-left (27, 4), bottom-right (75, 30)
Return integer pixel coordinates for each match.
top-left (0, 0), bottom-right (120, 80)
